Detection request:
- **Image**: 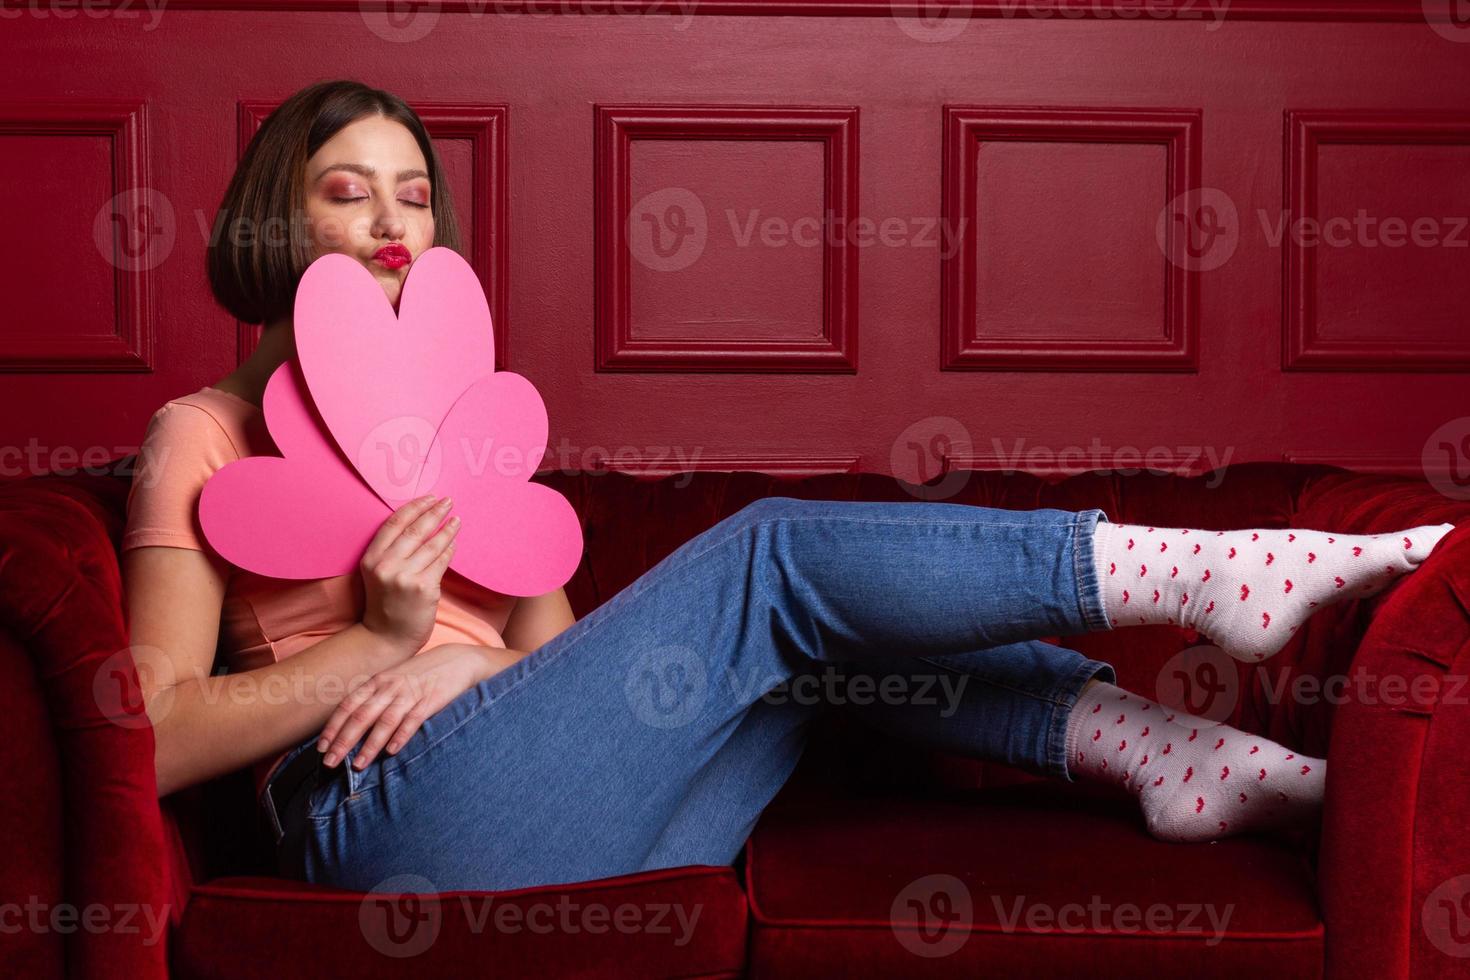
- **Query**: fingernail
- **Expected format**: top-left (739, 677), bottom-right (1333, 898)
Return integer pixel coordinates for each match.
top-left (316, 738), bottom-right (328, 752)
top-left (442, 496), bottom-right (454, 507)
top-left (323, 753), bottom-right (337, 766)
top-left (449, 516), bottom-right (461, 527)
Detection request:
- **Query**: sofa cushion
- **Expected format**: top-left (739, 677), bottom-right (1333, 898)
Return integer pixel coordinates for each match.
top-left (171, 865), bottom-right (749, 979)
top-left (744, 781), bottom-right (1323, 978)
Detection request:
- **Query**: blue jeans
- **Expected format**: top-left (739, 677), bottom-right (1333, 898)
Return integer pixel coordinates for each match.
top-left (269, 497), bottom-right (1117, 892)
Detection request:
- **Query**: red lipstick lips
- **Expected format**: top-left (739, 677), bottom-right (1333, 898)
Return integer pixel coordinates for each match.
top-left (372, 243), bottom-right (412, 269)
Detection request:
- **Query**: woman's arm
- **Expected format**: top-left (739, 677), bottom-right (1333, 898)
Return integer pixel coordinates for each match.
top-left (500, 585), bottom-right (577, 653)
top-left (125, 545), bottom-right (413, 797)
top-left (125, 494), bottom-right (461, 798)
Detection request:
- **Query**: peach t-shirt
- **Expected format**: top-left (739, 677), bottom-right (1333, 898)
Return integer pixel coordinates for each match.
top-left (122, 385), bottom-right (518, 799)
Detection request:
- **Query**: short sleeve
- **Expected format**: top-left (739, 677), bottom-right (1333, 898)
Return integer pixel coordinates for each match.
top-left (122, 402), bottom-right (242, 553)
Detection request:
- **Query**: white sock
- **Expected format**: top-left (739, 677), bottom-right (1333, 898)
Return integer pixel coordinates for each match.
top-left (1091, 519), bottom-right (1454, 661)
top-left (1065, 680), bottom-right (1325, 843)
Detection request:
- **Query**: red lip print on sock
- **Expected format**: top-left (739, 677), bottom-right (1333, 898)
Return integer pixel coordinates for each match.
top-left (1092, 703), bottom-right (1102, 713)
top-left (1184, 766), bottom-right (1194, 782)
top-left (1259, 769), bottom-right (1267, 780)
top-left (1109, 562), bottom-right (1116, 575)
top-left (1308, 552), bottom-right (1316, 563)
top-left (1195, 796), bottom-right (1205, 813)
top-left (1141, 726), bottom-right (1150, 737)
top-left (1288, 533), bottom-right (1296, 542)
top-left (1249, 745), bottom-right (1259, 754)
top-left (1118, 740), bottom-right (1127, 751)
top-left (1300, 765), bottom-right (1311, 775)
top-left (1228, 547), bottom-right (1237, 558)
top-left (1202, 568), bottom-right (1211, 582)
top-left (1251, 533), bottom-right (1259, 541)
top-left (1116, 714), bottom-right (1126, 724)
top-left (1154, 775), bottom-right (1165, 786)
top-left (1093, 729), bottom-right (1101, 741)
top-left (1193, 543), bottom-right (1201, 554)
top-left (1334, 576), bottom-right (1346, 589)
top-left (1188, 729), bottom-right (1198, 742)
top-left (1240, 584), bottom-right (1250, 600)
top-left (1171, 565), bottom-right (1179, 578)
top-left (1127, 538), bottom-right (1135, 550)
top-left (1262, 612), bottom-right (1271, 629)
top-left (1353, 546), bottom-right (1363, 557)
top-left (1284, 579), bottom-right (1293, 594)
top-left (1140, 754), bottom-right (1149, 766)
top-left (1215, 737), bottom-right (1226, 750)
top-left (1266, 552), bottom-right (1275, 566)
top-left (1220, 766), bottom-right (1230, 779)
top-left (1162, 743), bottom-right (1172, 754)
top-left (1140, 564), bottom-right (1148, 576)
top-left (1153, 589), bottom-right (1161, 603)
top-left (1285, 754), bottom-right (1294, 760)
top-left (1404, 536), bottom-right (1412, 549)
top-left (1160, 542), bottom-right (1168, 553)
top-left (1122, 590), bottom-right (1130, 604)
top-left (1239, 792), bottom-right (1248, 803)
top-left (1205, 600), bottom-right (1215, 614)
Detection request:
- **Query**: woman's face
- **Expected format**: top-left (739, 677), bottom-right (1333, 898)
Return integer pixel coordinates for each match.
top-left (303, 114), bottom-right (435, 310)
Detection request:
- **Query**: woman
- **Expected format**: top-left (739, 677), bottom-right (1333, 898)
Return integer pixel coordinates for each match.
top-left (122, 79), bottom-right (1454, 894)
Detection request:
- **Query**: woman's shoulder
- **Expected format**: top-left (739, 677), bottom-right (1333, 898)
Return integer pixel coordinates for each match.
top-left (143, 386), bottom-right (260, 458)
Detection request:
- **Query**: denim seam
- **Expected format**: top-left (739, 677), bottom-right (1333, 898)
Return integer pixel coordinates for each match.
top-left (314, 505), bottom-right (1099, 817)
top-left (1071, 508), bottom-right (1111, 633)
top-left (1048, 656), bottom-right (1117, 782)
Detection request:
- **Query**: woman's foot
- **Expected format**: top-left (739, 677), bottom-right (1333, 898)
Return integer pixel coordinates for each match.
top-left (1092, 520), bottom-right (1455, 662)
top-left (1065, 680), bottom-right (1324, 843)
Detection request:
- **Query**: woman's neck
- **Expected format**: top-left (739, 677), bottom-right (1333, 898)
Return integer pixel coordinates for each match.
top-left (214, 317), bottom-right (296, 408)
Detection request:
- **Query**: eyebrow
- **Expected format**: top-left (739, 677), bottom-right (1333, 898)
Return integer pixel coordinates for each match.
top-left (313, 163), bottom-right (430, 184)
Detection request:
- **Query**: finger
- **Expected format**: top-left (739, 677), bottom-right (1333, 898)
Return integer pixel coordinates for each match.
top-left (382, 698), bottom-right (435, 756)
top-left (353, 676), bottom-right (428, 766)
top-left (317, 677), bottom-right (380, 751)
top-left (386, 496), bottom-right (456, 564)
top-left (362, 494), bottom-right (439, 566)
top-left (405, 516), bottom-right (460, 575)
top-left (322, 682), bottom-right (397, 766)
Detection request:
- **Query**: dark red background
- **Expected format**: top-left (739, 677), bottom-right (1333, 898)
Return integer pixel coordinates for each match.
top-left (3, 2), bottom-right (1468, 485)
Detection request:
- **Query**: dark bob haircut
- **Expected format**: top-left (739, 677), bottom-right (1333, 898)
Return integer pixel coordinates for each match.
top-left (207, 79), bottom-right (462, 326)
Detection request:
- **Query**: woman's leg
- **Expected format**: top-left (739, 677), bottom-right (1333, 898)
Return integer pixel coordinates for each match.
top-left (283, 496), bottom-right (1114, 891)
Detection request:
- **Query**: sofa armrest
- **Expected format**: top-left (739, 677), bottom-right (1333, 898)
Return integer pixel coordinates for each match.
top-left (0, 471), bottom-right (174, 979)
top-left (1319, 524), bottom-right (1470, 980)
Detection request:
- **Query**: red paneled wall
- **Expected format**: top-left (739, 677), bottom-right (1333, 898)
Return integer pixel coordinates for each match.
top-left (1, 4), bottom-right (1467, 487)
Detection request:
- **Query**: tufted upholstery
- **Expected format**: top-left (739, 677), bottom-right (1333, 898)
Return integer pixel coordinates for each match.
top-left (1, 458), bottom-right (1465, 978)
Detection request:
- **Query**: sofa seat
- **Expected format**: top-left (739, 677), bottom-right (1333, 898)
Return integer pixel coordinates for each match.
top-left (743, 781), bottom-right (1323, 979)
top-left (171, 865), bottom-right (749, 979)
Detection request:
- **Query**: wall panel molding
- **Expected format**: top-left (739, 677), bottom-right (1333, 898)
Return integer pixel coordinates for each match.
top-left (595, 104), bottom-right (859, 373)
top-left (941, 105), bottom-right (1201, 372)
top-left (1283, 109), bottom-right (1470, 372)
top-left (0, 100), bottom-right (153, 372)
top-left (543, 453), bottom-right (862, 478)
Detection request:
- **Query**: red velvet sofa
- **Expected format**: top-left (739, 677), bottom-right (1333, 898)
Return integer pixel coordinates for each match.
top-left (4, 459), bottom-right (1468, 979)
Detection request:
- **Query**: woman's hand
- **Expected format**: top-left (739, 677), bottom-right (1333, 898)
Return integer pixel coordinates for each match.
top-left (317, 642), bottom-right (502, 769)
top-left (359, 494), bottom-right (461, 657)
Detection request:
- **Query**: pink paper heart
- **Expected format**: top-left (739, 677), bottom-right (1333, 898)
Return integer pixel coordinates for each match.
top-left (415, 372), bottom-right (582, 595)
top-left (198, 359), bottom-right (387, 578)
top-left (293, 246), bottom-right (496, 509)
